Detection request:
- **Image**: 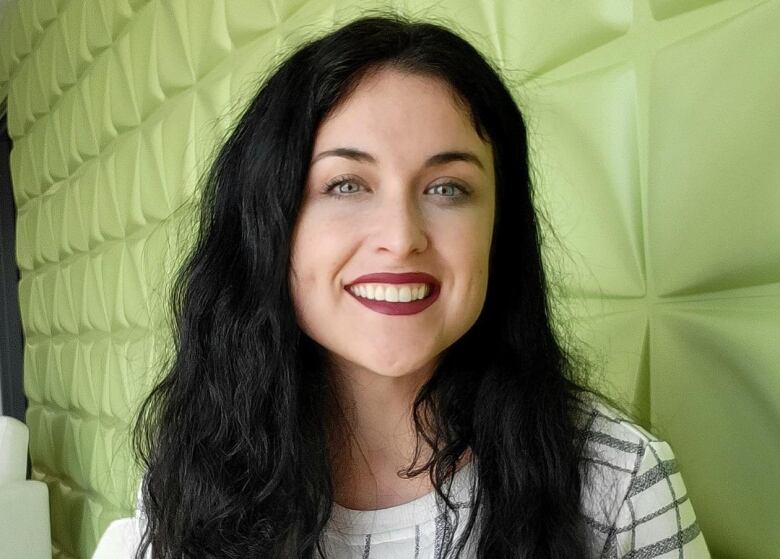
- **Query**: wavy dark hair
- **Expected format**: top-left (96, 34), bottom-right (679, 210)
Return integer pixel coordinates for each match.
top-left (130, 10), bottom-right (635, 559)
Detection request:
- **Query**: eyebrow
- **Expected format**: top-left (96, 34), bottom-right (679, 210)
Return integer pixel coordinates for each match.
top-left (310, 147), bottom-right (486, 172)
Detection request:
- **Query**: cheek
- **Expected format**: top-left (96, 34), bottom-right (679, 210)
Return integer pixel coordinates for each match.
top-left (288, 252), bottom-right (321, 337)
top-left (289, 220), bottom-right (317, 312)
top-left (289, 210), bottom-right (346, 315)
top-left (289, 246), bottom-right (323, 309)
top-left (433, 228), bottom-right (491, 326)
top-left (290, 206), bottom-right (329, 277)
top-left (446, 213), bottom-right (493, 275)
top-left (460, 217), bottom-right (494, 308)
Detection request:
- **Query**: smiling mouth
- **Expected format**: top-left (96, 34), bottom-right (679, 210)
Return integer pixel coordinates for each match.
top-left (344, 283), bottom-right (440, 316)
top-left (346, 283), bottom-right (434, 302)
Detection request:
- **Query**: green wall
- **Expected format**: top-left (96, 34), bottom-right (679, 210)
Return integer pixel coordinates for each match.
top-left (0, 0), bottom-right (777, 557)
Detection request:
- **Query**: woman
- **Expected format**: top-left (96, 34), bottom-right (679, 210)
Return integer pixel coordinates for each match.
top-left (93, 12), bottom-right (710, 559)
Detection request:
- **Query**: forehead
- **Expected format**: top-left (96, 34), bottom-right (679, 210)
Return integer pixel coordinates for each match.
top-left (313, 67), bottom-right (491, 162)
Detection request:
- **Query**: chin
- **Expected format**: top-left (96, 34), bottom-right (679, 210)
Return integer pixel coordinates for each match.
top-left (363, 357), bottom-right (439, 379)
top-left (369, 367), bottom-right (420, 378)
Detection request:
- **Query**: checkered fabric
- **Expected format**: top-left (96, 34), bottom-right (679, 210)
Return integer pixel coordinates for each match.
top-left (92, 400), bottom-right (711, 558)
top-left (580, 401), bottom-right (711, 558)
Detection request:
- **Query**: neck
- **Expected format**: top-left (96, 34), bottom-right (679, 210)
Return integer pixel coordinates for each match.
top-left (324, 358), bottom-right (472, 510)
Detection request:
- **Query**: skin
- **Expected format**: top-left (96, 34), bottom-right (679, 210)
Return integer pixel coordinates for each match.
top-left (289, 66), bottom-right (495, 510)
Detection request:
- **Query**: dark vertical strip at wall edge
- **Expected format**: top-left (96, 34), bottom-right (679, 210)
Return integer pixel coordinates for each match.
top-left (0, 98), bottom-right (29, 443)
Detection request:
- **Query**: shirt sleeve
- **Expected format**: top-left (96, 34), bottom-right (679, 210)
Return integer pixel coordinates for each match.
top-left (92, 482), bottom-right (150, 559)
top-left (92, 517), bottom-right (145, 559)
top-left (601, 438), bottom-right (711, 558)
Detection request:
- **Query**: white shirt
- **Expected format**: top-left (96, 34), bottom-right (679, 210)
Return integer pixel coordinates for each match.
top-left (93, 401), bottom-right (711, 558)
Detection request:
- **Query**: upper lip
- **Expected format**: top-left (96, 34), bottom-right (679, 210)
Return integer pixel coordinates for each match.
top-left (346, 272), bottom-right (440, 287)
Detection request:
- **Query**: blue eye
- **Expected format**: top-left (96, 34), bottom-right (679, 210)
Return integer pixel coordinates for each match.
top-left (428, 183), bottom-right (465, 198)
top-left (323, 176), bottom-right (363, 195)
top-left (322, 175), bottom-right (469, 201)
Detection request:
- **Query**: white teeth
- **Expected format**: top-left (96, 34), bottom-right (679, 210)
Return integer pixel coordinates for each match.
top-left (348, 283), bottom-right (431, 302)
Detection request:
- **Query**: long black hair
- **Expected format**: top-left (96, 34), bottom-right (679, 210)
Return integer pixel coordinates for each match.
top-left (131, 10), bottom-right (635, 558)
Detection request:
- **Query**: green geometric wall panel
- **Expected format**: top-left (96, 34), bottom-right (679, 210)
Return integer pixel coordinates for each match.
top-left (1, 1), bottom-right (777, 557)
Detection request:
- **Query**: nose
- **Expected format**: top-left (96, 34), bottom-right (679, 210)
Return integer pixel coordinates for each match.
top-left (373, 191), bottom-right (429, 257)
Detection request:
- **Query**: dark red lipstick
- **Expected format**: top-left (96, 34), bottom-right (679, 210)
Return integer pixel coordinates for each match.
top-left (344, 272), bottom-right (440, 316)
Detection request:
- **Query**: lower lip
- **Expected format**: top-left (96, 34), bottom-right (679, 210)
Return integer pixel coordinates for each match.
top-left (345, 284), bottom-right (440, 315)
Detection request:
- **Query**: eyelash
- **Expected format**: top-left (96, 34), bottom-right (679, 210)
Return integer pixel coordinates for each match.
top-left (322, 175), bottom-right (470, 201)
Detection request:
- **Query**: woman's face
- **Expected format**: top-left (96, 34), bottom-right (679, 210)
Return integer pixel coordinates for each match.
top-left (290, 67), bottom-right (495, 380)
